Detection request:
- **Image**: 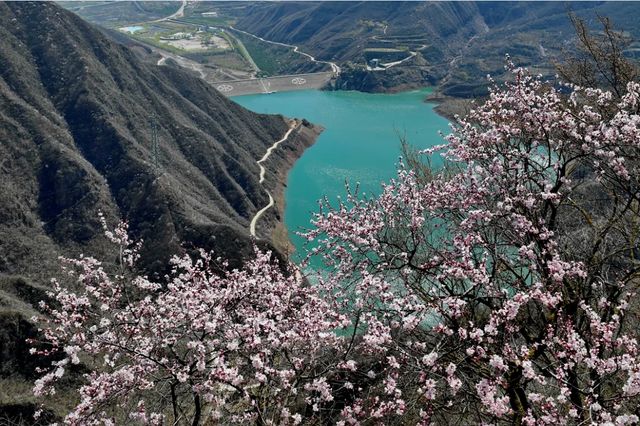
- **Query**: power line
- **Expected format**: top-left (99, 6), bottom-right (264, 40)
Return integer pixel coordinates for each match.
top-left (150, 114), bottom-right (160, 173)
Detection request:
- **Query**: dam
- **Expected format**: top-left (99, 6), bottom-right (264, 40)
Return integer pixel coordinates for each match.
top-left (213, 72), bottom-right (334, 96)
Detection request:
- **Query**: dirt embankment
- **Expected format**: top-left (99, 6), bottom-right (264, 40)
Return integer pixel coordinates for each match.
top-left (264, 121), bottom-right (323, 255)
top-left (425, 92), bottom-right (474, 122)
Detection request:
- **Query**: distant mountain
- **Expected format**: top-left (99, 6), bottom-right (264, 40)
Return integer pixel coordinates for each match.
top-left (230, 1), bottom-right (488, 92)
top-left (232, 1), bottom-right (485, 60)
top-left (60, 1), bottom-right (640, 97)
top-left (440, 1), bottom-right (640, 97)
top-left (0, 2), bottom-right (316, 418)
top-left (226, 1), bottom-right (640, 96)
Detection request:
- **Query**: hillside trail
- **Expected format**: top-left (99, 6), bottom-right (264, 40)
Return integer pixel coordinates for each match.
top-left (229, 26), bottom-right (341, 75)
top-left (366, 29), bottom-right (426, 71)
top-left (249, 121), bottom-right (298, 237)
top-left (380, 44), bottom-right (426, 68)
top-left (152, 0), bottom-right (186, 23)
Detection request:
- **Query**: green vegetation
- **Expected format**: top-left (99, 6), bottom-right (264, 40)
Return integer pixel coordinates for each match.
top-left (227, 32), bottom-right (258, 71)
top-left (231, 31), bottom-right (329, 76)
top-left (58, 1), bottom-right (179, 27)
top-left (235, 33), bottom-right (286, 75)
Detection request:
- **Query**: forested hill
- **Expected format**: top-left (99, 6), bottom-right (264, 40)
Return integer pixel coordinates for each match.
top-left (0, 4), bottom-right (315, 413)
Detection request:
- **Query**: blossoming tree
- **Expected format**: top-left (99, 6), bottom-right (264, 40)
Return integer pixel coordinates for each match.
top-left (305, 64), bottom-right (640, 424)
top-left (31, 216), bottom-right (348, 425)
top-left (33, 64), bottom-right (640, 424)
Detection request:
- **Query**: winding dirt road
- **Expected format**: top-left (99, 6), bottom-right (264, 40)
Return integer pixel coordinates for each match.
top-left (152, 0), bottom-right (186, 23)
top-left (229, 26), bottom-right (341, 75)
top-left (249, 122), bottom-right (298, 237)
top-left (381, 45), bottom-right (426, 68)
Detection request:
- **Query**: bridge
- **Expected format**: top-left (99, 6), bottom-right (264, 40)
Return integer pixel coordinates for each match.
top-left (212, 72), bottom-right (335, 97)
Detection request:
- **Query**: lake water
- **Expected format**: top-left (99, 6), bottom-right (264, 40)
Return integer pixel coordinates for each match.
top-left (234, 89), bottom-right (449, 262)
top-left (120, 26), bottom-right (144, 34)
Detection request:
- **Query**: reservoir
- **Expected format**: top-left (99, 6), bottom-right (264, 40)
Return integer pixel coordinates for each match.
top-left (234, 88), bottom-right (449, 262)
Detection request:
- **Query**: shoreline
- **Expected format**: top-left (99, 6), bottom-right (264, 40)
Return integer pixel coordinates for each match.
top-left (326, 84), bottom-right (465, 122)
top-left (249, 122), bottom-right (298, 238)
top-left (263, 122), bottom-right (324, 256)
top-left (245, 86), bottom-right (459, 257)
top-left (425, 91), bottom-right (473, 122)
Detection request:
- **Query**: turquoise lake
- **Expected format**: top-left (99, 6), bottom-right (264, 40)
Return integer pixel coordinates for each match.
top-left (234, 89), bottom-right (450, 262)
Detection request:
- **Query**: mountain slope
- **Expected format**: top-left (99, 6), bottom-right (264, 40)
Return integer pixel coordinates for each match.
top-left (232, 1), bottom-right (486, 61)
top-left (226, 1), bottom-right (640, 96)
top-left (228, 1), bottom-right (487, 92)
top-left (0, 1), bottom-right (308, 271)
top-left (0, 3), bottom-right (317, 417)
top-left (439, 1), bottom-right (640, 97)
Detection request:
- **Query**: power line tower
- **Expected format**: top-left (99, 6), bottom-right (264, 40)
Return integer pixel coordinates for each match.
top-left (150, 115), bottom-right (160, 173)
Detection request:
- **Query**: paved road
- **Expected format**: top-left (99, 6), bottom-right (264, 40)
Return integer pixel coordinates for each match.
top-left (249, 123), bottom-right (298, 237)
top-left (154, 48), bottom-right (207, 78)
top-left (381, 45), bottom-right (425, 68)
top-left (365, 36), bottom-right (426, 71)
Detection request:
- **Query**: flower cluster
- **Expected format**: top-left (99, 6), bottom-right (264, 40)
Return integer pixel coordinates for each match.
top-left (306, 66), bottom-right (640, 423)
top-left (32, 228), bottom-right (345, 424)
top-left (34, 66), bottom-right (640, 424)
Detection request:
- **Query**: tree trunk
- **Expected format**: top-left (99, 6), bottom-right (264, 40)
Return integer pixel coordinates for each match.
top-left (192, 393), bottom-right (201, 426)
top-left (568, 369), bottom-right (588, 423)
top-left (171, 383), bottom-right (179, 425)
top-left (507, 368), bottom-right (528, 425)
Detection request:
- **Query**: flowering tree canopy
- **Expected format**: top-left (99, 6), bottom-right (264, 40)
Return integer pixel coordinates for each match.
top-left (34, 65), bottom-right (640, 425)
top-left (306, 64), bottom-right (640, 424)
top-left (32, 217), bottom-right (345, 425)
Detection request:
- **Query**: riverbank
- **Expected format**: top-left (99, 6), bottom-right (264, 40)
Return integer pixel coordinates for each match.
top-left (426, 92), bottom-right (473, 122)
top-left (268, 121), bottom-right (323, 255)
top-left (245, 117), bottom-right (323, 254)
top-left (234, 88), bottom-right (449, 262)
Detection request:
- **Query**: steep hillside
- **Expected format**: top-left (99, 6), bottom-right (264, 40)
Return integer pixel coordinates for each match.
top-left (57, 1), bottom-right (180, 26)
top-left (232, 1), bottom-right (485, 61)
top-left (439, 1), bottom-right (640, 97)
top-left (0, 2), bottom-right (317, 418)
top-left (226, 1), bottom-right (640, 96)
top-left (229, 1), bottom-right (487, 92)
